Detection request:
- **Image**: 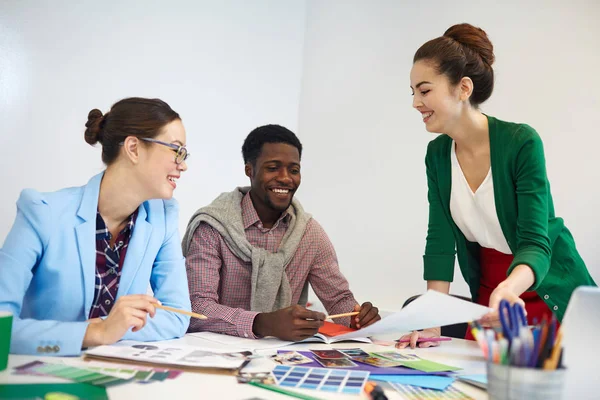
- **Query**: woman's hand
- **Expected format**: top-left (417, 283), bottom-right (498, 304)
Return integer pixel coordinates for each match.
top-left (83, 295), bottom-right (159, 347)
top-left (396, 327), bottom-right (441, 349)
top-left (480, 284), bottom-right (526, 328)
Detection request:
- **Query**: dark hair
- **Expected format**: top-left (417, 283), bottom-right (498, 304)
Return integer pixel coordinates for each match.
top-left (414, 23), bottom-right (495, 106)
top-left (84, 97), bottom-right (181, 165)
top-left (242, 124), bottom-right (303, 166)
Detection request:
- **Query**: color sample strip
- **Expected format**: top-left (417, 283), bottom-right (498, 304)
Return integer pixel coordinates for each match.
top-left (271, 365), bottom-right (369, 395)
top-left (398, 359), bottom-right (462, 373)
top-left (371, 374), bottom-right (455, 390)
top-left (13, 361), bottom-right (132, 387)
top-left (389, 382), bottom-right (475, 400)
top-left (83, 365), bottom-right (181, 382)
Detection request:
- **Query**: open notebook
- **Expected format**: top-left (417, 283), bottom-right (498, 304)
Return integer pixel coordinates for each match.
top-left (299, 321), bottom-right (371, 344)
top-left (84, 340), bottom-right (251, 373)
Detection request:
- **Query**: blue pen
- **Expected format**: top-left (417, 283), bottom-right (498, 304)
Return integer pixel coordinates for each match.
top-left (529, 327), bottom-right (541, 367)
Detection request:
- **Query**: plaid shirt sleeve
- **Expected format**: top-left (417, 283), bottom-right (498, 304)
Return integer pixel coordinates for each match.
top-left (186, 222), bottom-right (259, 338)
top-left (306, 220), bottom-right (358, 327)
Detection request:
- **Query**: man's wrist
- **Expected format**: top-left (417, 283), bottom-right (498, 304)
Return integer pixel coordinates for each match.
top-left (252, 312), bottom-right (271, 337)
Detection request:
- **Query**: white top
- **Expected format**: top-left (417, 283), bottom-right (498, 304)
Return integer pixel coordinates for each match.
top-left (450, 141), bottom-right (512, 255)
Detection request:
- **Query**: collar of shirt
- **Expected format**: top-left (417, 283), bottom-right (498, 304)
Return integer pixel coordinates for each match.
top-left (241, 191), bottom-right (291, 231)
top-left (95, 208), bottom-right (139, 240)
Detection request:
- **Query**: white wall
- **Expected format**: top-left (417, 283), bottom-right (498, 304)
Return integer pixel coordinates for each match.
top-left (2, 0), bottom-right (599, 314)
top-left (0, 0), bottom-right (307, 239)
top-left (298, 0), bottom-right (600, 311)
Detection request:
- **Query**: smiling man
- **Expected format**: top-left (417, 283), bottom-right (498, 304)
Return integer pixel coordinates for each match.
top-left (182, 124), bottom-right (380, 341)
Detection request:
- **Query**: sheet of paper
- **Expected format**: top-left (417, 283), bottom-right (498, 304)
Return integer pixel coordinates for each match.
top-left (397, 358), bottom-right (461, 373)
top-left (371, 374), bottom-right (455, 390)
top-left (85, 340), bottom-right (250, 370)
top-left (0, 383), bottom-right (109, 400)
top-left (457, 374), bottom-right (487, 389)
top-left (458, 374), bottom-right (487, 384)
top-left (333, 290), bottom-right (491, 339)
top-left (188, 331), bottom-right (294, 351)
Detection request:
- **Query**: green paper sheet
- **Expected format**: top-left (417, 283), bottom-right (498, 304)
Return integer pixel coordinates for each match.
top-left (0, 383), bottom-right (108, 400)
top-left (399, 359), bottom-right (461, 373)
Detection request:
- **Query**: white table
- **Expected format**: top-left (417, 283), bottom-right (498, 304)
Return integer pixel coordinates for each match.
top-left (0, 334), bottom-right (488, 399)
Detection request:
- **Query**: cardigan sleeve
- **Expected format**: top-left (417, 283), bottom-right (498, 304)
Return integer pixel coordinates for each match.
top-left (507, 126), bottom-right (552, 290)
top-left (423, 142), bottom-right (456, 282)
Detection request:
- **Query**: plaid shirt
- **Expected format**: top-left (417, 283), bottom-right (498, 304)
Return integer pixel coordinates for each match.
top-left (89, 210), bottom-right (138, 319)
top-left (186, 192), bottom-right (358, 338)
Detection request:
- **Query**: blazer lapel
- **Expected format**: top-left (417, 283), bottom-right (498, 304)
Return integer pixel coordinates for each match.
top-left (75, 172), bottom-right (103, 316)
top-left (117, 203), bottom-right (152, 297)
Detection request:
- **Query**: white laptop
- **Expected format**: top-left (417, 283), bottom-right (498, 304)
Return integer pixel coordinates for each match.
top-left (561, 286), bottom-right (600, 399)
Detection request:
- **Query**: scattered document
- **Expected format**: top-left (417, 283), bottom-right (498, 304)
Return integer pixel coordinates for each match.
top-left (85, 341), bottom-right (251, 372)
top-left (330, 290), bottom-right (490, 340)
top-left (188, 331), bottom-right (295, 351)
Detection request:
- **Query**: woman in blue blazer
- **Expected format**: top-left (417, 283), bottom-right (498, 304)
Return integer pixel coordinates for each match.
top-left (0, 97), bottom-right (191, 355)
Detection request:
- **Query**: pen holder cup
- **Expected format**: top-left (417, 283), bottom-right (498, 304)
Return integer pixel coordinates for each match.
top-left (487, 363), bottom-right (566, 400)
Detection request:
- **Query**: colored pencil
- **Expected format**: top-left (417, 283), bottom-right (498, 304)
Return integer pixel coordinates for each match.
top-left (155, 304), bottom-right (207, 319)
top-left (326, 311), bottom-right (359, 319)
top-left (396, 337), bottom-right (452, 343)
top-left (544, 327), bottom-right (563, 370)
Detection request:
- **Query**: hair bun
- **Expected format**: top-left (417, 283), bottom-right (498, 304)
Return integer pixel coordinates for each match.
top-left (84, 109), bottom-right (105, 145)
top-left (444, 23), bottom-right (495, 67)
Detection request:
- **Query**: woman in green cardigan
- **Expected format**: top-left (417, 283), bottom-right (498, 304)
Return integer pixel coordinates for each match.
top-left (398, 23), bottom-right (596, 349)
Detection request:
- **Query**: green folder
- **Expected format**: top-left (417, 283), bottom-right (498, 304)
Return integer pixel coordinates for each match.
top-left (0, 383), bottom-right (108, 400)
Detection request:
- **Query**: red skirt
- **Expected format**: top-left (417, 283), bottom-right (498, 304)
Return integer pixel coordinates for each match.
top-left (464, 247), bottom-right (556, 340)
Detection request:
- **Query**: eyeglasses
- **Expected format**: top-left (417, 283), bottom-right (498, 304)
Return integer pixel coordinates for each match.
top-left (139, 137), bottom-right (190, 164)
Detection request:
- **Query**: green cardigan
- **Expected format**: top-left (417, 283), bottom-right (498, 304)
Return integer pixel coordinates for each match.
top-left (423, 115), bottom-right (596, 321)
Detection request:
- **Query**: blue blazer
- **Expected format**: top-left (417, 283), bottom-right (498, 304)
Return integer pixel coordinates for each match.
top-left (0, 173), bottom-right (191, 355)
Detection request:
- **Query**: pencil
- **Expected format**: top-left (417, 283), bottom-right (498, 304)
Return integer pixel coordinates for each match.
top-left (544, 327), bottom-right (563, 370)
top-left (326, 311), bottom-right (359, 319)
top-left (155, 304), bottom-right (207, 319)
top-left (397, 337), bottom-right (452, 343)
top-left (249, 382), bottom-right (323, 400)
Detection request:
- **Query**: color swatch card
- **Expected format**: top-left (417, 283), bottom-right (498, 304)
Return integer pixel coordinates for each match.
top-left (0, 383), bottom-right (109, 400)
top-left (390, 383), bottom-right (474, 400)
top-left (374, 352), bottom-right (461, 373)
top-left (14, 361), bottom-right (132, 387)
top-left (271, 365), bottom-right (369, 395)
top-left (62, 360), bottom-right (183, 383)
top-left (371, 374), bottom-right (455, 391)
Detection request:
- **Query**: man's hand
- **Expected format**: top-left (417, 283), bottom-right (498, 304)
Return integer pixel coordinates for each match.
top-left (350, 302), bottom-right (381, 329)
top-left (253, 305), bottom-right (325, 341)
